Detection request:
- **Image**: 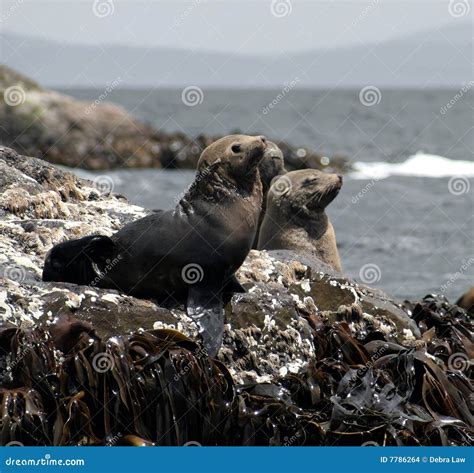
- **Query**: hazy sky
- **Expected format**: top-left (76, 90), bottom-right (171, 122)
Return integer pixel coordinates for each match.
top-left (1, 0), bottom-right (465, 54)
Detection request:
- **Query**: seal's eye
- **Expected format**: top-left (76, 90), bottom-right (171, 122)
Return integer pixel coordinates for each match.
top-left (302, 178), bottom-right (317, 187)
top-left (231, 144), bottom-right (241, 154)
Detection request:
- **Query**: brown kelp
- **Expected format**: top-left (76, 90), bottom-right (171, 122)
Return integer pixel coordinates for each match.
top-left (0, 294), bottom-right (472, 446)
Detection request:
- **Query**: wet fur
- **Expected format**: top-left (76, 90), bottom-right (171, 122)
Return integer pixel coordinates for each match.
top-left (258, 169), bottom-right (343, 272)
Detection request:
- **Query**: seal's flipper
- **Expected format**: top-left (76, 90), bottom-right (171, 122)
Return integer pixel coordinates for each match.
top-left (222, 274), bottom-right (246, 304)
top-left (43, 234), bottom-right (116, 285)
top-left (224, 274), bottom-right (245, 294)
top-left (186, 286), bottom-right (224, 357)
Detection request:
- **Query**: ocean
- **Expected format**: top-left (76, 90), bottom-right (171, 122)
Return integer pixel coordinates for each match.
top-left (62, 88), bottom-right (474, 303)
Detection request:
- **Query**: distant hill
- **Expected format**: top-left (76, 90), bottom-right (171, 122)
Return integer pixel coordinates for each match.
top-left (1, 22), bottom-right (471, 88)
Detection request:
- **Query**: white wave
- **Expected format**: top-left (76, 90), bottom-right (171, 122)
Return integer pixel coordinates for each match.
top-left (350, 153), bottom-right (474, 180)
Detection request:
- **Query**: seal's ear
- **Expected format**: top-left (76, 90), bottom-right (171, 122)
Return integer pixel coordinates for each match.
top-left (83, 235), bottom-right (115, 260)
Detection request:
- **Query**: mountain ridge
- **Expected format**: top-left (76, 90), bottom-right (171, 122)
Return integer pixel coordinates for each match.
top-left (1, 22), bottom-right (471, 88)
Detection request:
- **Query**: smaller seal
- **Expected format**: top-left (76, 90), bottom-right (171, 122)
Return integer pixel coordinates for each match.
top-left (253, 141), bottom-right (287, 248)
top-left (257, 169), bottom-right (343, 272)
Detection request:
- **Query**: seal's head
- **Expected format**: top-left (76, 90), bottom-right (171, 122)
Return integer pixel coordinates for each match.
top-left (198, 134), bottom-right (267, 182)
top-left (258, 141), bottom-right (287, 192)
top-left (43, 235), bottom-right (115, 285)
top-left (268, 169), bottom-right (342, 216)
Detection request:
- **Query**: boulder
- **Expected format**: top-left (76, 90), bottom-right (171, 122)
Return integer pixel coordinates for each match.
top-left (0, 65), bottom-right (349, 172)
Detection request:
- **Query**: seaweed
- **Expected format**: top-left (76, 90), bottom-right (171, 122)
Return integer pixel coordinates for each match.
top-left (0, 294), bottom-right (472, 446)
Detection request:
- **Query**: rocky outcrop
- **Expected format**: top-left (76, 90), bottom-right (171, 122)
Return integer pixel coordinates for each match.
top-left (0, 147), bottom-right (471, 446)
top-left (0, 65), bottom-right (349, 172)
top-left (0, 146), bottom-right (417, 383)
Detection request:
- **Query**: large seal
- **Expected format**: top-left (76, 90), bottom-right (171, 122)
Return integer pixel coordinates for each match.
top-left (257, 169), bottom-right (343, 272)
top-left (43, 134), bottom-right (267, 355)
top-left (198, 139), bottom-right (286, 248)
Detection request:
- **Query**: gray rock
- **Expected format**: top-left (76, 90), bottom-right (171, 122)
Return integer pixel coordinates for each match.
top-left (0, 65), bottom-right (350, 172)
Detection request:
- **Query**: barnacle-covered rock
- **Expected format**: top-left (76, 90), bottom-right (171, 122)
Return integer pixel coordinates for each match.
top-left (0, 146), bottom-right (472, 446)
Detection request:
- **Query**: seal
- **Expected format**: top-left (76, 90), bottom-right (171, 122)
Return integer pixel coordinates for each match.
top-left (43, 134), bottom-right (267, 356)
top-left (257, 169), bottom-right (343, 272)
top-left (456, 286), bottom-right (474, 314)
top-left (198, 139), bottom-right (286, 248)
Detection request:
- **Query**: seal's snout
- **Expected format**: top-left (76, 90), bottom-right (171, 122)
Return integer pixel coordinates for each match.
top-left (337, 174), bottom-right (343, 184)
top-left (257, 135), bottom-right (267, 152)
top-left (253, 135), bottom-right (267, 155)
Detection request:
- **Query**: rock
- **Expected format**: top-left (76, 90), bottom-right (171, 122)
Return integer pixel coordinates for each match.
top-left (0, 65), bottom-right (166, 169)
top-left (1, 147), bottom-right (471, 447)
top-left (1, 146), bottom-right (417, 386)
top-left (275, 140), bottom-right (351, 173)
top-left (0, 65), bottom-right (349, 172)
